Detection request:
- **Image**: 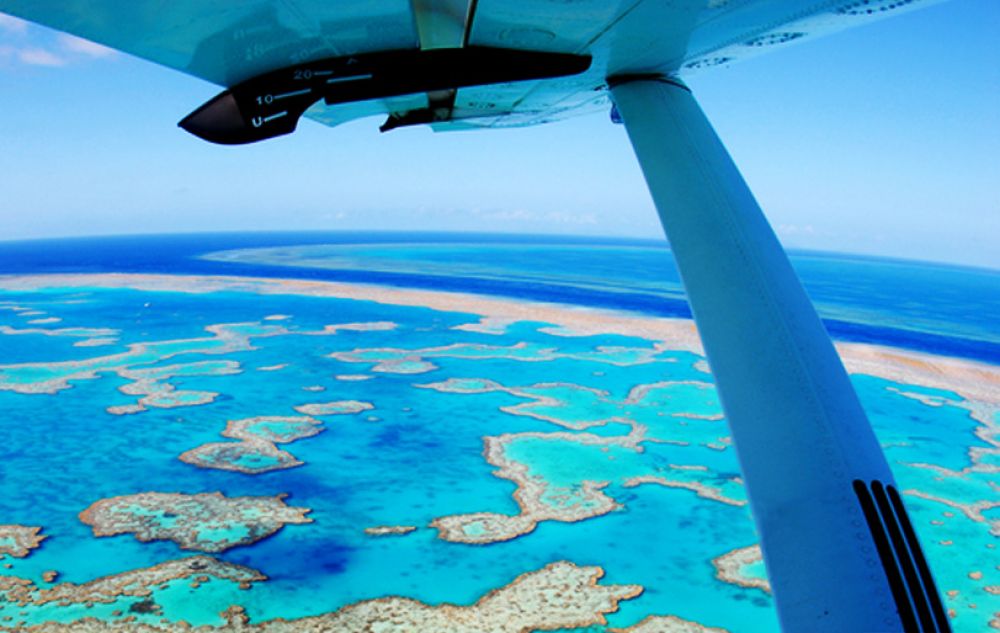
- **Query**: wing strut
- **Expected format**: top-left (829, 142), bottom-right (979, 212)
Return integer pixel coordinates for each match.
top-left (609, 76), bottom-right (950, 633)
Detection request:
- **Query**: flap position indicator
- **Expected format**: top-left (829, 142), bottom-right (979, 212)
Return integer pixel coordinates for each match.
top-left (179, 47), bottom-right (592, 144)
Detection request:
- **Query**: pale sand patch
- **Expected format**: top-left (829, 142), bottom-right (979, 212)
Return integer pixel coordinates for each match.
top-left (79, 492), bottom-right (311, 553)
top-left (0, 557), bottom-right (263, 608)
top-left (364, 525), bottom-right (417, 536)
top-left (610, 615), bottom-right (731, 632)
top-left (0, 318), bottom-right (386, 397)
top-left (180, 416), bottom-right (323, 475)
top-left (431, 428), bottom-right (648, 544)
top-left (903, 490), bottom-right (1000, 537)
top-left (311, 321), bottom-right (398, 334)
top-left (712, 545), bottom-right (770, 593)
top-left (839, 342), bottom-right (1000, 406)
top-left (2, 273), bottom-right (997, 407)
top-left (372, 357), bottom-right (437, 374)
top-left (106, 360), bottom-right (240, 416)
top-left (886, 385), bottom-right (948, 407)
top-left (0, 273), bottom-right (703, 352)
top-left (73, 338), bottom-right (118, 348)
top-left (0, 526), bottom-right (46, 559)
top-left (106, 404), bottom-right (145, 416)
top-left (0, 325), bottom-right (118, 338)
top-left (453, 316), bottom-right (516, 335)
top-left (1, 323), bottom-right (257, 395)
top-left (417, 377), bottom-right (621, 431)
top-left (293, 400), bottom-right (373, 416)
top-left (622, 475), bottom-right (745, 507)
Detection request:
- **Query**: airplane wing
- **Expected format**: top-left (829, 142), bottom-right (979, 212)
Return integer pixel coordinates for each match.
top-left (0, 0), bottom-right (941, 135)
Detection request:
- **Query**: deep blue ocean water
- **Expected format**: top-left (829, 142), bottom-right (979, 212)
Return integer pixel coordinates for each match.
top-left (0, 232), bottom-right (998, 632)
top-left (2, 232), bottom-right (998, 363)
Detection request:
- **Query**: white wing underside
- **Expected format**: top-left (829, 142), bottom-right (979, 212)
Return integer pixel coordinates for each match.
top-left (0, 0), bottom-right (939, 130)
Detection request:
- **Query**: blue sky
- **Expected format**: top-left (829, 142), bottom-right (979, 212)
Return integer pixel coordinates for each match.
top-left (0, 1), bottom-right (997, 268)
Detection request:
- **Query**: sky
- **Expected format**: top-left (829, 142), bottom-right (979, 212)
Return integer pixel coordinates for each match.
top-left (0, 1), bottom-right (997, 269)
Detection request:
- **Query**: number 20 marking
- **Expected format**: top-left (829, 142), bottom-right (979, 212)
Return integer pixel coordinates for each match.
top-left (293, 69), bottom-right (313, 80)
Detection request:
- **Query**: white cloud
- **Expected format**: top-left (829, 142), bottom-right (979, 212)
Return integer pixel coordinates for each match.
top-left (469, 207), bottom-right (600, 228)
top-left (59, 33), bottom-right (116, 58)
top-left (17, 47), bottom-right (64, 66)
top-left (475, 208), bottom-right (534, 222)
top-left (0, 15), bottom-right (116, 69)
top-left (544, 210), bottom-right (597, 225)
top-left (0, 13), bottom-right (29, 33)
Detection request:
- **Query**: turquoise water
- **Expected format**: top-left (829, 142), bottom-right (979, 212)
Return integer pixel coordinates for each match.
top-left (202, 240), bottom-right (1000, 359)
top-left (0, 239), bottom-right (997, 631)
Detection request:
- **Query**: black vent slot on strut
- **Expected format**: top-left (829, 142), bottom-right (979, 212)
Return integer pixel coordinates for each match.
top-left (852, 479), bottom-right (951, 632)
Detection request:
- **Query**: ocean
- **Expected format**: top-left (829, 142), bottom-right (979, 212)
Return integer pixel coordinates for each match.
top-left (0, 232), bottom-right (997, 632)
top-left (2, 232), bottom-right (999, 361)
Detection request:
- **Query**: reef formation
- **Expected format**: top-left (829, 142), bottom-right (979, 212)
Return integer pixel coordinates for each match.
top-left (79, 493), bottom-right (311, 553)
top-left (0, 526), bottom-right (46, 559)
top-left (180, 416), bottom-right (324, 474)
top-left (1, 562), bottom-right (642, 632)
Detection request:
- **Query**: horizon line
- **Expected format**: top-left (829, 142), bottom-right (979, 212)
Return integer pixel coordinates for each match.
top-left (0, 228), bottom-right (997, 275)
